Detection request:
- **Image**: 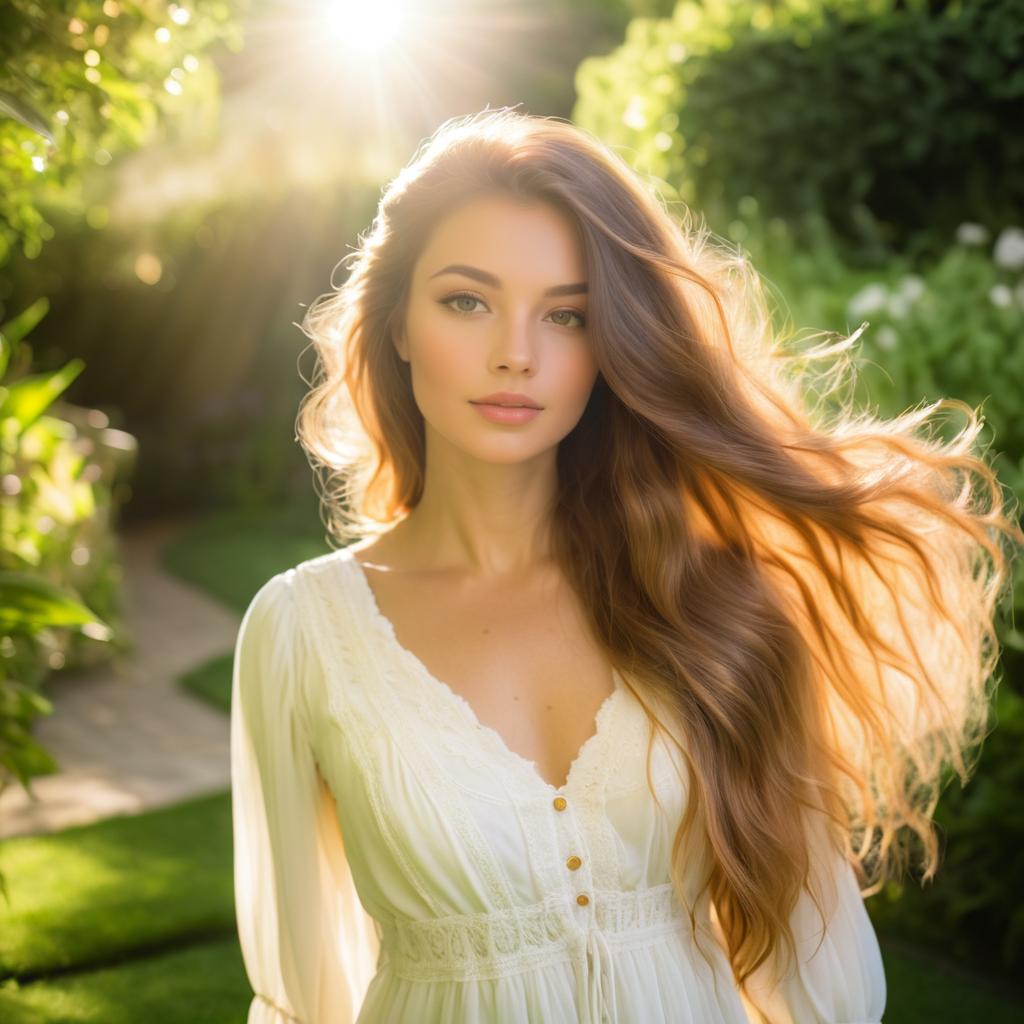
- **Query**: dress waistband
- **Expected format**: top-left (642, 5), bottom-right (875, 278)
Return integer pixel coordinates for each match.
top-left (378, 883), bottom-right (689, 1021)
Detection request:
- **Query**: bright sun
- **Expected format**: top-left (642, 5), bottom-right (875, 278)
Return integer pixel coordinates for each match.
top-left (323, 0), bottom-right (411, 56)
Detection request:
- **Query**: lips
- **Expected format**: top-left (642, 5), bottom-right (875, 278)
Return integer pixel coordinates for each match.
top-left (471, 402), bottom-right (542, 424)
top-left (473, 402), bottom-right (536, 408)
top-left (470, 392), bottom-right (543, 409)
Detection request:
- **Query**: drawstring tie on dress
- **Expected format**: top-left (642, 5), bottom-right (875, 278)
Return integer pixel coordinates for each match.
top-left (575, 927), bottom-right (619, 1023)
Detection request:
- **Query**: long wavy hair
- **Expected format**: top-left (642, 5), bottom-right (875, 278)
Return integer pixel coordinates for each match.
top-left (295, 108), bottom-right (1022, 1018)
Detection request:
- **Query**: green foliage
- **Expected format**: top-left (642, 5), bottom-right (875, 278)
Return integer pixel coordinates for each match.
top-left (845, 228), bottom-right (1024, 503)
top-left (575, 0), bottom-right (900, 193)
top-left (0, 299), bottom-right (138, 904)
top-left (574, 0), bottom-right (1024, 257)
top-left (1, 303), bottom-right (90, 794)
top-left (0, 0), bottom-right (245, 266)
top-left (864, 679), bottom-right (1024, 978)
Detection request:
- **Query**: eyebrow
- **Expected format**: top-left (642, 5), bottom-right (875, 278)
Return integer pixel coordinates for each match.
top-left (429, 263), bottom-right (587, 297)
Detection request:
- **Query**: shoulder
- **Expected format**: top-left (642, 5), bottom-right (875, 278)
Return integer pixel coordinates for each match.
top-left (235, 559), bottom-right (342, 703)
top-left (236, 570), bottom-right (304, 682)
top-left (292, 547), bottom-right (352, 586)
top-left (239, 549), bottom-right (362, 664)
top-left (243, 549), bottom-right (349, 619)
top-left (241, 566), bottom-right (297, 631)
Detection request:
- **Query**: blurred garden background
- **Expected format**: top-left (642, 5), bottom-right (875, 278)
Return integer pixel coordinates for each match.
top-left (1, 0), bottom-right (1023, 1020)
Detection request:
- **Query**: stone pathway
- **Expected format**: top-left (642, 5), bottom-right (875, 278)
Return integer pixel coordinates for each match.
top-left (0, 517), bottom-right (241, 839)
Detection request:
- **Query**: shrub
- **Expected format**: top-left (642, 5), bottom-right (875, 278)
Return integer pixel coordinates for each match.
top-left (575, 0), bottom-right (1024, 259)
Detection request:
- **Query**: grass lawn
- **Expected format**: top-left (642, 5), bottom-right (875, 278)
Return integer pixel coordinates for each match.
top-left (0, 792), bottom-right (233, 979)
top-left (0, 935), bottom-right (249, 1024)
top-left (881, 937), bottom-right (1023, 1022)
top-left (1, 504), bottom-right (1020, 1021)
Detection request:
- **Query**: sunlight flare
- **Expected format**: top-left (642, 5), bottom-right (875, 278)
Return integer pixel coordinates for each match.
top-left (323, 0), bottom-right (411, 56)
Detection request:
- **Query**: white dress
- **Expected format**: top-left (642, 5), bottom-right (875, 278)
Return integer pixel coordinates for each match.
top-left (230, 546), bottom-right (887, 1024)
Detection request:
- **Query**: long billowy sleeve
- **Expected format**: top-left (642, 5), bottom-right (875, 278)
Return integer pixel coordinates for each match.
top-left (231, 570), bottom-right (380, 1024)
top-left (726, 822), bottom-right (887, 1024)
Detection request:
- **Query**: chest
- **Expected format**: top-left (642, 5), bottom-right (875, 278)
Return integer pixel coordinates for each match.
top-left (358, 559), bottom-right (617, 793)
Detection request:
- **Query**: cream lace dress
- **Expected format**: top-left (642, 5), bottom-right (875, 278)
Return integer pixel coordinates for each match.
top-left (230, 546), bottom-right (887, 1023)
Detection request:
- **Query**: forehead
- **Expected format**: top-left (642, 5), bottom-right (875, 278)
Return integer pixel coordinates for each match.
top-left (415, 193), bottom-right (585, 285)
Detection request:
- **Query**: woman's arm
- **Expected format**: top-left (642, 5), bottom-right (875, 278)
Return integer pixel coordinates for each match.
top-left (231, 570), bottom-right (380, 1023)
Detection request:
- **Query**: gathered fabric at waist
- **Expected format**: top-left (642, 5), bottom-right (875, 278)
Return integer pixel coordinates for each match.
top-left (377, 882), bottom-right (689, 984)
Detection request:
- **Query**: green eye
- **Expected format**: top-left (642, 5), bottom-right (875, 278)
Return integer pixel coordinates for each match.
top-left (440, 292), bottom-right (486, 314)
top-left (549, 309), bottom-right (587, 328)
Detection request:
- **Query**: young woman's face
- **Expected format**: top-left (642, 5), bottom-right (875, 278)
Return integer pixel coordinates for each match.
top-left (395, 192), bottom-right (599, 465)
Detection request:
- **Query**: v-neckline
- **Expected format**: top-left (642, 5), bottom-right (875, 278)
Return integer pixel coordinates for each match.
top-left (338, 545), bottom-right (623, 798)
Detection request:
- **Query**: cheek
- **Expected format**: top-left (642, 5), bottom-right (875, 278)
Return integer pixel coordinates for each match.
top-left (406, 312), bottom-right (471, 392)
top-left (554, 344), bottom-right (600, 407)
top-left (419, 339), bottom-right (467, 389)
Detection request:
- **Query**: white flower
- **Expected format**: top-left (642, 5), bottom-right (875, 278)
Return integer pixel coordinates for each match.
top-left (876, 326), bottom-right (899, 350)
top-left (989, 283), bottom-right (1013, 308)
top-left (847, 282), bottom-right (889, 319)
top-left (956, 222), bottom-right (989, 246)
top-left (888, 293), bottom-right (912, 319)
top-left (898, 274), bottom-right (925, 302)
top-left (993, 227), bottom-right (1024, 271)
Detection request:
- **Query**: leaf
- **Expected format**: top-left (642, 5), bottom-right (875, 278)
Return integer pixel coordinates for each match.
top-left (0, 571), bottom-right (111, 637)
top-left (0, 358), bottom-right (85, 432)
top-left (0, 297), bottom-right (49, 379)
top-left (0, 89), bottom-right (54, 143)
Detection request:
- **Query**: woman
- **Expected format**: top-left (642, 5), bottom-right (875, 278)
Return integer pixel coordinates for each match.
top-left (230, 108), bottom-right (1022, 1023)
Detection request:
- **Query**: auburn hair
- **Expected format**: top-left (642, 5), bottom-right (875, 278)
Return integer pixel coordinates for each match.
top-left (295, 107), bottom-right (1022, 1020)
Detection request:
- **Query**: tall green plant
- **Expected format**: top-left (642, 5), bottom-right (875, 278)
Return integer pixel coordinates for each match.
top-left (0, 299), bottom-right (115, 899)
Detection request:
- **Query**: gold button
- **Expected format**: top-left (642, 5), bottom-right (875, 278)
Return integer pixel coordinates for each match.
top-left (553, 796), bottom-right (567, 811)
top-left (566, 855), bottom-right (582, 870)
top-left (576, 893), bottom-right (590, 906)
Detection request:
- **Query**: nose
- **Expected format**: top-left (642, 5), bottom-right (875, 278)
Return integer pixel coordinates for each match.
top-left (490, 310), bottom-right (536, 373)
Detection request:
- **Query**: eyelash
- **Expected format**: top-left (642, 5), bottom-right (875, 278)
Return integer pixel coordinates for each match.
top-left (439, 291), bottom-right (587, 329)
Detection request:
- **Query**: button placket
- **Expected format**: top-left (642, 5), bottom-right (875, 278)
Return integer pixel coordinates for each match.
top-left (550, 791), bottom-right (595, 918)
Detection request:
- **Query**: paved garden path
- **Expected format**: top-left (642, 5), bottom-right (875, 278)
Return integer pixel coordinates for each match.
top-left (0, 517), bottom-right (241, 839)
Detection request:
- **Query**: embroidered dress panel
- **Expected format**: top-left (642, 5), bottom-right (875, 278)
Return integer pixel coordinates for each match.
top-left (230, 547), bottom-right (888, 1023)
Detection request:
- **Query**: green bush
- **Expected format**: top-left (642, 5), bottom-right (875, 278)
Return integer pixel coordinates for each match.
top-left (0, 299), bottom-right (135, 899)
top-left (865, 681), bottom-right (1024, 979)
top-left (575, 0), bottom-right (1024, 260)
top-left (844, 224), bottom-right (1024, 499)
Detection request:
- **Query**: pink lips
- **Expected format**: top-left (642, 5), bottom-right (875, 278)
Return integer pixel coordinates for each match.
top-left (471, 402), bottom-right (542, 425)
top-left (471, 390), bottom-right (543, 409)
top-left (469, 390), bottom-right (543, 426)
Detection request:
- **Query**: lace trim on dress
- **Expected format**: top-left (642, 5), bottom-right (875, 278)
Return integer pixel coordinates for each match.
top-left (293, 555), bottom-right (450, 917)
top-left (379, 882), bottom-right (689, 982)
top-left (296, 550), bottom-right (519, 913)
top-left (346, 547), bottom-right (623, 792)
